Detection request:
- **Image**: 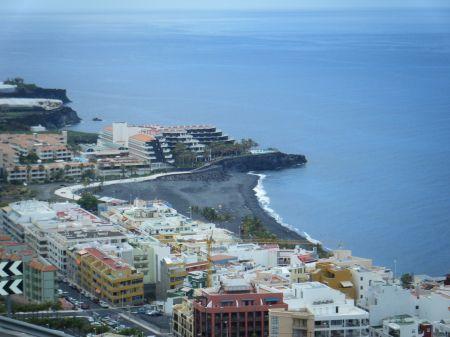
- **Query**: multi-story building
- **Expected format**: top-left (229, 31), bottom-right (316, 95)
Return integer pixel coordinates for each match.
top-left (0, 234), bottom-right (57, 304)
top-left (370, 315), bottom-right (432, 337)
top-left (24, 257), bottom-right (58, 304)
top-left (47, 226), bottom-right (127, 273)
top-left (127, 236), bottom-right (171, 299)
top-left (173, 297), bottom-right (195, 337)
top-left (75, 247), bottom-right (144, 306)
top-left (98, 122), bottom-right (233, 166)
top-left (157, 256), bottom-right (187, 300)
top-left (0, 131), bottom-right (84, 183)
top-left (269, 282), bottom-right (370, 337)
top-left (311, 262), bottom-right (357, 300)
top-left (193, 276), bottom-right (288, 337)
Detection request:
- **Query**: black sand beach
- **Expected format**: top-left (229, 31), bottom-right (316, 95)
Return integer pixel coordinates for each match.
top-left (97, 171), bottom-right (306, 241)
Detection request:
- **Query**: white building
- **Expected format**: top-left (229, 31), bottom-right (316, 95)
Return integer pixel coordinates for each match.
top-left (366, 283), bottom-right (450, 327)
top-left (269, 282), bottom-right (370, 337)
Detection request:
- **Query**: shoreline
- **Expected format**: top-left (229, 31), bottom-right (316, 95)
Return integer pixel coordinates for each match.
top-left (89, 168), bottom-right (309, 242)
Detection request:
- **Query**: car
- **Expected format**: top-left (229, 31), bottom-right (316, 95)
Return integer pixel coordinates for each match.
top-left (137, 307), bottom-right (147, 314)
top-left (80, 303), bottom-right (90, 310)
top-left (99, 301), bottom-right (109, 308)
top-left (87, 317), bottom-right (95, 323)
top-left (92, 297), bottom-right (100, 304)
top-left (146, 310), bottom-right (161, 316)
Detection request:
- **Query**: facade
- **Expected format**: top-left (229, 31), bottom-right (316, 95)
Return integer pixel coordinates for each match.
top-left (311, 262), bottom-right (357, 300)
top-left (0, 234), bottom-right (57, 304)
top-left (98, 122), bottom-right (233, 166)
top-left (157, 256), bottom-right (187, 300)
top-left (23, 257), bottom-right (58, 303)
top-left (0, 131), bottom-right (86, 183)
top-left (370, 315), bottom-right (432, 337)
top-left (173, 297), bottom-right (195, 337)
top-left (193, 277), bottom-right (288, 337)
top-left (47, 226), bottom-right (127, 273)
top-left (269, 282), bottom-right (370, 337)
top-left (75, 247), bottom-right (144, 306)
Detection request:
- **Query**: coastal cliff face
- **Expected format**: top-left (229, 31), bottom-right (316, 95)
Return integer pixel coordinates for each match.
top-left (213, 152), bottom-right (307, 172)
top-left (0, 87), bottom-right (71, 103)
top-left (157, 152), bottom-right (307, 182)
top-left (2, 106), bottom-right (81, 131)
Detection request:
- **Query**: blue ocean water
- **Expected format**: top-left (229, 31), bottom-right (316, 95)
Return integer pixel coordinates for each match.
top-left (1, 9), bottom-right (449, 275)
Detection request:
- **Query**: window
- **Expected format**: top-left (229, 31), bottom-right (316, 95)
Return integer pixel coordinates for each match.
top-left (415, 305), bottom-right (419, 310)
top-left (360, 277), bottom-right (363, 281)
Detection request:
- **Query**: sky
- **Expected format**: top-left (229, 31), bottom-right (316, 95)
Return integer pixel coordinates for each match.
top-left (1, 0), bottom-right (449, 13)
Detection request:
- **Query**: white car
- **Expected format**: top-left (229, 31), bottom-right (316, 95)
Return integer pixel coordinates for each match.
top-left (99, 301), bottom-right (109, 308)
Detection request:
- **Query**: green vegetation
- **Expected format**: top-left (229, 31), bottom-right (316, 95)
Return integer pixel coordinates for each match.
top-left (67, 130), bottom-right (98, 147)
top-left (76, 192), bottom-right (99, 211)
top-left (190, 206), bottom-right (232, 222)
top-left (0, 300), bottom-right (61, 314)
top-left (172, 143), bottom-right (198, 168)
top-left (18, 152), bottom-right (39, 164)
top-left (401, 273), bottom-right (414, 289)
top-left (22, 317), bottom-right (109, 335)
top-left (0, 184), bottom-right (36, 206)
top-left (4, 77), bottom-right (38, 90)
top-left (118, 327), bottom-right (145, 336)
top-left (205, 138), bottom-right (258, 160)
top-left (240, 216), bottom-right (277, 240)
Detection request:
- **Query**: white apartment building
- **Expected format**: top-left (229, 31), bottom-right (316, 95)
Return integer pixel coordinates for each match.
top-left (269, 282), bottom-right (370, 337)
top-left (47, 226), bottom-right (127, 273)
top-left (350, 266), bottom-right (392, 309)
top-left (366, 283), bottom-right (450, 327)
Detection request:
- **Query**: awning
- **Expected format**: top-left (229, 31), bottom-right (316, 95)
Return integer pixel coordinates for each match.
top-left (340, 281), bottom-right (353, 288)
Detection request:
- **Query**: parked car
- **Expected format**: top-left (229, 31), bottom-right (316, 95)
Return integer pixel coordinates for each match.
top-left (99, 301), bottom-right (109, 308)
top-left (81, 303), bottom-right (90, 310)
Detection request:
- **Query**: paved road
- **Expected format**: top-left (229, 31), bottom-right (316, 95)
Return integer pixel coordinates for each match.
top-left (11, 281), bottom-right (172, 336)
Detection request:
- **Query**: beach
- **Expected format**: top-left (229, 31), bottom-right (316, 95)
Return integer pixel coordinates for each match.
top-left (97, 170), bottom-right (306, 241)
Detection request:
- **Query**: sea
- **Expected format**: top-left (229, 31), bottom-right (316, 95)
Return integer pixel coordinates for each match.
top-left (1, 8), bottom-right (449, 276)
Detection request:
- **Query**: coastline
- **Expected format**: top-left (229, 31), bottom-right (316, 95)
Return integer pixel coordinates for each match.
top-left (91, 169), bottom-right (308, 242)
top-left (249, 172), bottom-right (322, 245)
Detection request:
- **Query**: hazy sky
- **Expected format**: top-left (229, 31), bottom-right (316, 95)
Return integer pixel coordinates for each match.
top-left (1, 0), bottom-right (449, 13)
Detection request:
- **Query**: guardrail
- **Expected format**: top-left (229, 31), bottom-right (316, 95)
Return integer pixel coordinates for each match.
top-left (0, 316), bottom-right (74, 337)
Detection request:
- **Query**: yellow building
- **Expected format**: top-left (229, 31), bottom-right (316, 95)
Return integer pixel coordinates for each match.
top-left (311, 262), bottom-right (356, 299)
top-left (269, 307), bottom-right (315, 337)
top-left (172, 298), bottom-right (194, 337)
top-left (76, 247), bottom-right (144, 306)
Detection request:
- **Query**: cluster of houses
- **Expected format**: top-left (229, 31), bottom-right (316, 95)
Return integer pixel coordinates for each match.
top-left (0, 197), bottom-right (448, 337)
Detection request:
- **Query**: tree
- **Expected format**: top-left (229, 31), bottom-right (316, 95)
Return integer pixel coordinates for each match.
top-left (77, 192), bottom-right (99, 211)
top-left (172, 143), bottom-right (197, 168)
top-left (19, 152), bottom-right (39, 164)
top-left (401, 273), bottom-right (413, 289)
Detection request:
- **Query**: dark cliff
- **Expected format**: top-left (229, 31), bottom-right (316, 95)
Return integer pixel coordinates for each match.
top-left (0, 106), bottom-right (81, 131)
top-left (157, 152), bottom-right (307, 182)
top-left (0, 87), bottom-right (71, 103)
top-left (211, 152), bottom-right (307, 172)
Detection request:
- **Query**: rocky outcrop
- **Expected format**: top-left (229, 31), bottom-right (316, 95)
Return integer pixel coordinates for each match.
top-left (211, 152), bottom-right (307, 172)
top-left (1, 106), bottom-right (81, 131)
top-left (157, 152), bottom-right (307, 182)
top-left (0, 87), bottom-right (71, 103)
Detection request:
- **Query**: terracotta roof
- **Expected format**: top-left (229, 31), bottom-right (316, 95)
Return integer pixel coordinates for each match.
top-left (29, 259), bottom-right (58, 272)
top-left (84, 248), bottom-right (131, 271)
top-left (130, 134), bottom-right (155, 142)
top-left (210, 254), bottom-right (237, 262)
